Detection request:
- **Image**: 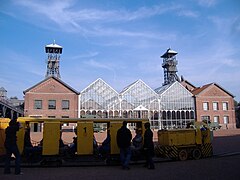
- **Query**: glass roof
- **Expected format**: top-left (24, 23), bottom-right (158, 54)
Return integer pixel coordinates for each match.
top-left (79, 79), bottom-right (194, 112)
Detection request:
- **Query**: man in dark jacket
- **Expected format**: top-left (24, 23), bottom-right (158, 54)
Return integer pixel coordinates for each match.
top-left (4, 117), bottom-right (22, 175)
top-left (117, 121), bottom-right (132, 170)
top-left (143, 122), bottom-right (155, 169)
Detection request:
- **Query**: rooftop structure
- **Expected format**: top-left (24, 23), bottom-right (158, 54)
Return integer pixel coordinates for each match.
top-left (45, 41), bottom-right (63, 78)
top-left (161, 48), bottom-right (180, 85)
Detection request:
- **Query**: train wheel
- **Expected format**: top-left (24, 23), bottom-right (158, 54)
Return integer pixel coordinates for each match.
top-left (192, 148), bottom-right (201, 160)
top-left (178, 149), bottom-right (188, 161)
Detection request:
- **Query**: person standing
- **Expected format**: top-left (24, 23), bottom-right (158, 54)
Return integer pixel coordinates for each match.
top-left (143, 122), bottom-right (155, 169)
top-left (98, 129), bottom-right (111, 158)
top-left (117, 121), bottom-right (132, 170)
top-left (131, 128), bottom-right (143, 158)
top-left (4, 117), bottom-right (22, 175)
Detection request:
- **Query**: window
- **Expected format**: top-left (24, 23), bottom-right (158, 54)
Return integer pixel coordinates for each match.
top-left (203, 102), bottom-right (209, 110)
top-left (61, 116), bottom-right (69, 118)
top-left (201, 116), bottom-right (210, 121)
top-left (223, 102), bottom-right (228, 111)
top-left (62, 100), bottom-right (70, 110)
top-left (213, 116), bottom-right (219, 123)
top-left (48, 100), bottom-right (56, 109)
top-left (223, 116), bottom-right (229, 124)
top-left (34, 100), bottom-right (42, 109)
top-left (213, 102), bottom-right (218, 110)
top-left (48, 116), bottom-right (56, 118)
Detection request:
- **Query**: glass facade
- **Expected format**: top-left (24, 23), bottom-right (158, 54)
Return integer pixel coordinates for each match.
top-left (79, 79), bottom-right (195, 129)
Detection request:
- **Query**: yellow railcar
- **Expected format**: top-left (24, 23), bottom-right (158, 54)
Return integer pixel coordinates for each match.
top-left (0, 117), bottom-right (148, 166)
top-left (155, 127), bottom-right (213, 161)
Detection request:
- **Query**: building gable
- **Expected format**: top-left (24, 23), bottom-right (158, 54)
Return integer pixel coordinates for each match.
top-left (194, 83), bottom-right (234, 98)
top-left (161, 81), bottom-right (193, 98)
top-left (180, 80), bottom-right (196, 92)
top-left (24, 77), bottom-right (79, 95)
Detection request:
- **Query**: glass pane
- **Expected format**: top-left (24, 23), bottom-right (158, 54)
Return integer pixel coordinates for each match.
top-left (62, 100), bottom-right (69, 110)
top-left (223, 102), bottom-right (228, 110)
top-left (213, 102), bottom-right (218, 110)
top-left (48, 100), bottom-right (56, 109)
top-left (34, 100), bottom-right (42, 109)
top-left (214, 116), bottom-right (219, 123)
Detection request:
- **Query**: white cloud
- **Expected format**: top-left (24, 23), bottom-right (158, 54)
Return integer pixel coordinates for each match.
top-left (196, 0), bottom-right (217, 7)
top-left (82, 59), bottom-right (117, 80)
top-left (8, 0), bottom-right (195, 36)
top-left (1, 49), bottom-right (44, 77)
top-left (177, 9), bottom-right (199, 18)
top-left (208, 16), bottom-right (233, 34)
top-left (68, 52), bottom-right (99, 60)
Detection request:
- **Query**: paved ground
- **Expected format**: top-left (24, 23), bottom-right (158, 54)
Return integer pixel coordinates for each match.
top-left (1, 129), bottom-right (240, 180)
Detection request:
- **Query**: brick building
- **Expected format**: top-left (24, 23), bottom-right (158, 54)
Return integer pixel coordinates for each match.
top-left (24, 76), bottom-right (79, 118)
top-left (185, 82), bottom-right (236, 129)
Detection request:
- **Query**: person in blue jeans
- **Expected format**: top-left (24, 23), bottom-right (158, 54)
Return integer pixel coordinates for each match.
top-left (117, 121), bottom-right (132, 170)
top-left (4, 117), bottom-right (22, 175)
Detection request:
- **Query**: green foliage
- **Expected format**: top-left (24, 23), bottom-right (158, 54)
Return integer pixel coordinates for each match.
top-left (235, 101), bottom-right (240, 128)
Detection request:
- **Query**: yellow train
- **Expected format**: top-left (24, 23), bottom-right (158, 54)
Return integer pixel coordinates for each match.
top-left (0, 117), bottom-right (149, 165)
top-left (155, 127), bottom-right (213, 160)
top-left (0, 118), bottom-right (213, 166)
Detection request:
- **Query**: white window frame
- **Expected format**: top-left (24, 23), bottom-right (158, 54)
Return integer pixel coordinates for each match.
top-left (223, 116), bottom-right (229, 124)
top-left (222, 102), bottom-right (228, 111)
top-left (203, 102), bottom-right (209, 111)
top-left (62, 100), bottom-right (70, 110)
top-left (213, 116), bottom-right (219, 123)
top-left (34, 100), bottom-right (42, 109)
top-left (48, 100), bottom-right (56, 110)
top-left (213, 102), bottom-right (218, 111)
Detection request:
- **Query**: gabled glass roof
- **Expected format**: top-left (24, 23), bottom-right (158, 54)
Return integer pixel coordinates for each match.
top-left (156, 81), bottom-right (194, 110)
top-left (79, 79), bottom-right (194, 112)
top-left (120, 79), bottom-right (158, 109)
top-left (80, 78), bottom-right (119, 110)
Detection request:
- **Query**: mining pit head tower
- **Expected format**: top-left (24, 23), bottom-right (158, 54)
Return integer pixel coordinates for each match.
top-left (45, 41), bottom-right (63, 79)
top-left (161, 48), bottom-right (180, 85)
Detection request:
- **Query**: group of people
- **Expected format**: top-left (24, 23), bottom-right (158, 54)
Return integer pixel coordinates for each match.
top-left (117, 121), bottom-right (155, 170)
top-left (3, 118), bottom-right (154, 175)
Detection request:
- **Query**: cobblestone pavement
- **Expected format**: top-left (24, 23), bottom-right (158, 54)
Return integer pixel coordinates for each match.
top-left (1, 129), bottom-right (240, 180)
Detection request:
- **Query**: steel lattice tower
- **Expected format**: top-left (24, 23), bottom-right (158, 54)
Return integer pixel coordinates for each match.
top-left (45, 41), bottom-right (63, 78)
top-left (161, 48), bottom-right (180, 85)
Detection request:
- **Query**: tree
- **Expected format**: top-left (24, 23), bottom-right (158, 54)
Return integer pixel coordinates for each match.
top-left (235, 100), bottom-right (240, 128)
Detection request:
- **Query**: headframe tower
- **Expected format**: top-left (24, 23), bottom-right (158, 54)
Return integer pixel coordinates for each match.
top-left (161, 48), bottom-right (180, 85)
top-left (45, 41), bottom-right (63, 78)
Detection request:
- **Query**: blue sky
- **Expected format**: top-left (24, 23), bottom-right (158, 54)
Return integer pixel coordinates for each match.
top-left (0, 0), bottom-right (239, 101)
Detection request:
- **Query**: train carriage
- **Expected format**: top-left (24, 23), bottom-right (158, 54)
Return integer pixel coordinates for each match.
top-left (0, 117), bottom-right (149, 166)
top-left (0, 117), bottom-right (213, 166)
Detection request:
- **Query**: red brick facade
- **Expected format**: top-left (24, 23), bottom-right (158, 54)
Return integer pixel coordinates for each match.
top-left (24, 77), bottom-right (79, 118)
top-left (192, 83), bottom-right (236, 129)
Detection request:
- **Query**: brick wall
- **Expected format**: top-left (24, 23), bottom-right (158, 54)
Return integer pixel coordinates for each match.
top-left (24, 78), bottom-right (78, 118)
top-left (195, 85), bottom-right (236, 129)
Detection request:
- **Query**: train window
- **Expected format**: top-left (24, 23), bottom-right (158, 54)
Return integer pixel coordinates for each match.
top-left (48, 116), bottom-right (56, 118)
top-left (62, 116), bottom-right (69, 118)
